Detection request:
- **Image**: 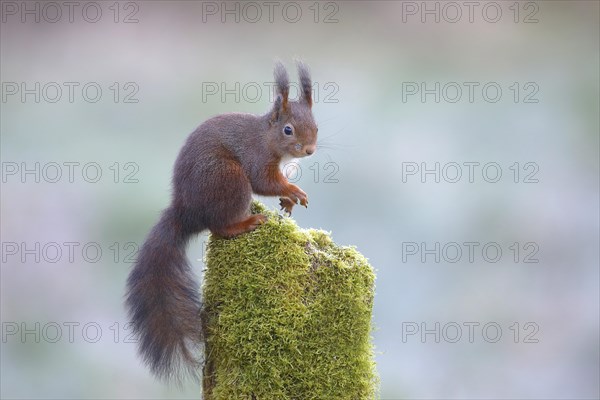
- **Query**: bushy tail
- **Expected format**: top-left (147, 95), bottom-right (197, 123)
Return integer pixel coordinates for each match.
top-left (125, 207), bottom-right (202, 383)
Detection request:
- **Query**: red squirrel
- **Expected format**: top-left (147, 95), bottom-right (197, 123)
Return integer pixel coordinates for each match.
top-left (125, 61), bottom-right (318, 382)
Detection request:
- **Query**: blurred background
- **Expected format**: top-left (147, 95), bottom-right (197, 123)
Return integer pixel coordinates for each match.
top-left (1, 1), bottom-right (598, 399)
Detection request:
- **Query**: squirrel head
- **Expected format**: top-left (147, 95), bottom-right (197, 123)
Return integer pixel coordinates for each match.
top-left (267, 61), bottom-right (318, 159)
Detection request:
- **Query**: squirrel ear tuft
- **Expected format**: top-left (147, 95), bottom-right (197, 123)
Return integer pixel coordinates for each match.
top-left (296, 61), bottom-right (313, 108)
top-left (269, 94), bottom-right (283, 125)
top-left (274, 62), bottom-right (290, 111)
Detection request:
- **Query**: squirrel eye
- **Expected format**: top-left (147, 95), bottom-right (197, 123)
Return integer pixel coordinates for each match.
top-left (283, 125), bottom-right (293, 136)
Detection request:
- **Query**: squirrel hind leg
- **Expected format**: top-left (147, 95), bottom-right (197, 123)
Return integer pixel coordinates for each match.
top-left (211, 214), bottom-right (267, 238)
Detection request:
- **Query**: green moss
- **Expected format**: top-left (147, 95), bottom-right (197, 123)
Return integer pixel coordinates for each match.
top-left (202, 202), bottom-right (378, 400)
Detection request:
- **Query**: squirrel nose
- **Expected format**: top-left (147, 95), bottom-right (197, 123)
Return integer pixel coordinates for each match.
top-left (305, 145), bottom-right (316, 155)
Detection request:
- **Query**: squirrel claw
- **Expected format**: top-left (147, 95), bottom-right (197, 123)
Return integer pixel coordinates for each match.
top-left (287, 185), bottom-right (308, 209)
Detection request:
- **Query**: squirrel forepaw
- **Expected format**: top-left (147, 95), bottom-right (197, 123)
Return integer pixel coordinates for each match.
top-left (279, 197), bottom-right (295, 216)
top-left (286, 185), bottom-right (308, 209)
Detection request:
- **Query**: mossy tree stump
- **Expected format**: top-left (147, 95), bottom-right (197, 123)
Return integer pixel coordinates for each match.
top-left (202, 203), bottom-right (377, 399)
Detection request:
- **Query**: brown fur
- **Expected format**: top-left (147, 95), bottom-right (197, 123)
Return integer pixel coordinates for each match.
top-left (125, 61), bottom-right (318, 383)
